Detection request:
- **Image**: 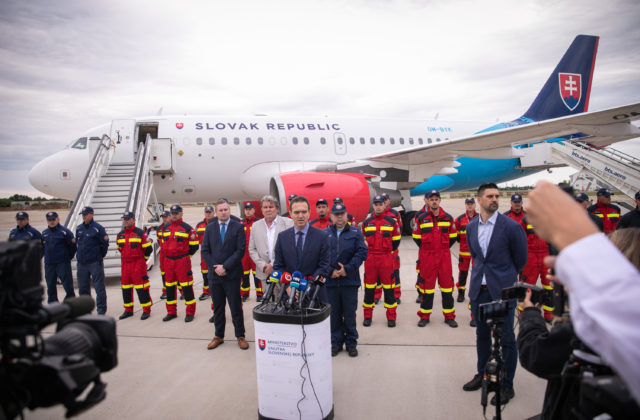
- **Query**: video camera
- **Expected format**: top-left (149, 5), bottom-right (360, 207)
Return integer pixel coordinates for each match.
top-left (0, 240), bottom-right (118, 419)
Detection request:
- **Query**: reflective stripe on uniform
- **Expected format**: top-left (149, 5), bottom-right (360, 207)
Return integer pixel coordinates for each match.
top-left (122, 284), bottom-right (134, 289)
top-left (365, 283), bottom-right (377, 289)
top-left (442, 307), bottom-right (455, 314)
top-left (129, 238), bottom-right (142, 243)
top-left (542, 284), bottom-right (553, 290)
top-left (179, 281), bottom-right (194, 287)
top-left (542, 305), bottom-right (555, 312)
top-left (175, 232), bottom-right (189, 237)
top-left (380, 226), bottom-right (393, 231)
top-left (412, 234), bottom-right (421, 239)
top-left (124, 302), bottom-right (134, 307)
top-left (185, 299), bottom-right (196, 305)
top-left (364, 226), bottom-right (376, 232)
top-left (392, 235), bottom-right (401, 240)
top-left (419, 308), bottom-right (432, 314)
top-left (440, 287), bottom-right (453, 293)
top-left (362, 302), bottom-right (375, 308)
top-left (166, 300), bottom-right (177, 304)
top-left (166, 281), bottom-right (178, 287)
top-left (140, 301), bottom-right (152, 307)
top-left (460, 251), bottom-right (471, 256)
top-left (384, 302), bottom-right (398, 309)
top-left (420, 222), bottom-right (433, 229)
top-left (382, 284), bottom-right (394, 289)
top-left (437, 222), bottom-right (451, 227)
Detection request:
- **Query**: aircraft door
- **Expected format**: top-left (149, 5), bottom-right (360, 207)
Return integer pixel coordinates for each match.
top-left (110, 119), bottom-right (136, 164)
top-left (333, 132), bottom-right (347, 155)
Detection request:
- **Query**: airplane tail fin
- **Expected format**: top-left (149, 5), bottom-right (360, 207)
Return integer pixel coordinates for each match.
top-left (521, 34), bottom-right (599, 121)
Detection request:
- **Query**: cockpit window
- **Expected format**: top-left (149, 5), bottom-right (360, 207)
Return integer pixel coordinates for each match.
top-left (71, 137), bottom-right (88, 149)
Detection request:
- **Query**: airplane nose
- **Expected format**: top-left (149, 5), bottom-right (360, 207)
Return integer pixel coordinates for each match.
top-left (28, 158), bottom-right (51, 195)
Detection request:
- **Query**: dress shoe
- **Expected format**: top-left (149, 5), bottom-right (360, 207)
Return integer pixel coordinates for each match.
top-left (198, 293), bottom-right (208, 301)
top-left (331, 346), bottom-right (342, 357)
top-left (237, 337), bottom-right (249, 350)
top-left (160, 293), bottom-right (167, 300)
top-left (457, 291), bottom-right (465, 302)
top-left (362, 318), bottom-right (372, 327)
top-left (491, 387), bottom-right (515, 405)
top-left (209, 315), bottom-right (215, 323)
top-left (417, 318), bottom-right (430, 327)
top-left (256, 296), bottom-right (263, 302)
top-left (207, 336), bottom-right (224, 350)
top-left (387, 320), bottom-right (396, 328)
top-left (347, 347), bottom-right (358, 357)
top-left (415, 295), bottom-right (422, 304)
top-left (185, 315), bottom-right (194, 323)
top-left (119, 312), bottom-right (133, 320)
top-left (445, 319), bottom-right (459, 328)
top-left (162, 314), bottom-right (177, 322)
top-left (140, 312), bottom-right (150, 320)
top-left (470, 319), bottom-right (476, 327)
top-left (463, 374), bottom-right (483, 391)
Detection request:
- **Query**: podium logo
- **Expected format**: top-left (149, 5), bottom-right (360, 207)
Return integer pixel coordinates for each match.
top-left (258, 339), bottom-right (266, 351)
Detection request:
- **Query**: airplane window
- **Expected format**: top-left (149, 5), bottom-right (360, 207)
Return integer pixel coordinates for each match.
top-left (196, 137), bottom-right (203, 145)
top-left (370, 137), bottom-right (375, 144)
top-left (436, 138), bottom-right (441, 142)
top-left (246, 137), bottom-right (252, 145)
top-left (89, 136), bottom-right (100, 141)
top-left (71, 137), bottom-right (88, 149)
top-left (320, 137), bottom-right (326, 145)
top-left (258, 137), bottom-right (264, 145)
top-left (222, 137), bottom-right (228, 145)
top-left (390, 138), bottom-right (395, 144)
top-left (399, 138), bottom-right (405, 144)
top-left (303, 137), bottom-right (309, 145)
top-left (209, 137), bottom-right (215, 145)
top-left (428, 138), bottom-right (432, 144)
top-left (409, 138), bottom-right (414, 145)
top-left (380, 138), bottom-right (385, 144)
top-left (293, 137), bottom-right (299, 145)
top-left (360, 137), bottom-right (365, 145)
top-left (418, 138), bottom-right (423, 145)
top-left (234, 137), bottom-right (240, 145)
top-left (349, 137), bottom-right (354, 144)
top-left (337, 138), bottom-right (343, 144)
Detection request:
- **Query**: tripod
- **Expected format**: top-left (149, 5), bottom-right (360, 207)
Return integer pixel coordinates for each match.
top-left (481, 318), bottom-right (505, 420)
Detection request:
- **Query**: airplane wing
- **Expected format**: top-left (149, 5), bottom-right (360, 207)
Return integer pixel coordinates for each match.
top-left (349, 103), bottom-right (640, 183)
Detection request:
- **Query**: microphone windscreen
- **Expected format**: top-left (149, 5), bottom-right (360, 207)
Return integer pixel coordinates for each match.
top-left (63, 295), bottom-right (95, 317)
top-left (280, 272), bottom-right (292, 285)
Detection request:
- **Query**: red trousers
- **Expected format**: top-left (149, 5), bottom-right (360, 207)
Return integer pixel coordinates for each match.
top-left (374, 250), bottom-right (401, 300)
top-left (363, 253), bottom-right (396, 321)
top-left (520, 252), bottom-right (553, 319)
top-left (121, 259), bottom-right (152, 314)
top-left (417, 250), bottom-right (455, 320)
top-left (164, 256), bottom-right (196, 316)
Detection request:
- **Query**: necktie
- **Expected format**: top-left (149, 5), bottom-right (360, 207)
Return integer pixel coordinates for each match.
top-left (296, 231), bottom-right (303, 262)
top-left (220, 222), bottom-right (226, 243)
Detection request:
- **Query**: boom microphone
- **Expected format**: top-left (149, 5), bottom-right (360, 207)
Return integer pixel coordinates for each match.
top-left (308, 275), bottom-right (326, 309)
top-left (261, 270), bottom-right (282, 304)
top-left (287, 271), bottom-right (302, 307)
top-left (275, 272), bottom-right (292, 306)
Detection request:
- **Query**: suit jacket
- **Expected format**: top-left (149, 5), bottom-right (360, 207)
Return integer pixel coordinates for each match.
top-left (273, 225), bottom-right (331, 279)
top-left (201, 218), bottom-right (245, 284)
top-left (466, 212), bottom-right (528, 301)
top-left (248, 216), bottom-right (294, 280)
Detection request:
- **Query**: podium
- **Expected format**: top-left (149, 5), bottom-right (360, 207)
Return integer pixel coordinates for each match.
top-left (253, 303), bottom-right (334, 420)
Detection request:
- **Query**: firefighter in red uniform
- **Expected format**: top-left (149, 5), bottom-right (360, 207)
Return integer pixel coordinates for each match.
top-left (382, 193), bottom-right (403, 303)
top-left (414, 201), bottom-right (428, 303)
top-left (117, 211), bottom-right (153, 320)
top-left (240, 202), bottom-right (260, 302)
top-left (309, 198), bottom-right (331, 230)
top-left (454, 197), bottom-right (478, 303)
top-left (162, 205), bottom-right (200, 322)
top-left (196, 206), bottom-right (216, 300)
top-left (413, 190), bottom-right (458, 328)
top-left (588, 188), bottom-right (621, 233)
top-left (157, 210), bottom-right (170, 300)
top-left (520, 215), bottom-right (554, 321)
top-left (362, 195), bottom-right (401, 328)
top-left (504, 193), bottom-right (526, 231)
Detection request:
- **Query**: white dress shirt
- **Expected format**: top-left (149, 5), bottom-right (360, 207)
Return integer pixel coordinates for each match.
top-left (477, 211), bottom-right (498, 285)
top-left (265, 216), bottom-right (279, 262)
top-left (556, 232), bottom-right (640, 404)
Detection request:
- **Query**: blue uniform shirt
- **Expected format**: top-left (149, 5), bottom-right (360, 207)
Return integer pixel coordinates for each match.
top-left (9, 224), bottom-right (43, 241)
top-left (76, 219), bottom-right (109, 264)
top-left (42, 224), bottom-right (77, 264)
top-left (324, 224), bottom-right (368, 288)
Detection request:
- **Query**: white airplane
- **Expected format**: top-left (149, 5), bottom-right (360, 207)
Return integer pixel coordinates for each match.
top-left (29, 35), bottom-right (640, 225)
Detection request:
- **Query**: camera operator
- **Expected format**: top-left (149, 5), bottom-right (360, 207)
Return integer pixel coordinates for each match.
top-left (527, 181), bottom-right (640, 406)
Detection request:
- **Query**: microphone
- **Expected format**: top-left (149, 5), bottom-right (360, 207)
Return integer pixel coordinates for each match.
top-left (261, 270), bottom-right (282, 304)
top-left (297, 278), bottom-right (309, 308)
top-left (275, 272), bottom-right (292, 306)
top-left (37, 295), bottom-right (96, 327)
top-left (308, 275), bottom-right (327, 309)
top-left (287, 271), bottom-right (302, 307)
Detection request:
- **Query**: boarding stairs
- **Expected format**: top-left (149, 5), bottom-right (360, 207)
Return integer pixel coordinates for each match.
top-left (65, 134), bottom-right (160, 277)
top-left (550, 141), bottom-right (640, 199)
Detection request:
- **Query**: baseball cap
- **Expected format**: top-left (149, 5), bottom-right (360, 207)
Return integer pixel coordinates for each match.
top-left (161, 210), bottom-right (170, 218)
top-left (333, 197), bottom-right (344, 204)
top-left (316, 198), bottom-right (328, 206)
top-left (425, 190), bottom-right (440, 198)
top-left (46, 211), bottom-right (58, 220)
top-left (121, 211), bottom-right (134, 220)
top-left (288, 194), bottom-right (297, 201)
top-left (464, 197), bottom-right (475, 204)
top-left (510, 194), bottom-right (522, 203)
top-left (170, 204), bottom-right (183, 213)
top-left (596, 188), bottom-right (613, 197)
top-left (331, 203), bottom-right (347, 214)
top-left (204, 205), bottom-right (214, 213)
top-left (574, 193), bottom-right (589, 203)
top-left (381, 193), bottom-right (390, 200)
top-left (373, 195), bottom-right (384, 204)
top-left (15, 211), bottom-right (28, 219)
top-left (79, 206), bottom-right (94, 215)
top-left (244, 202), bottom-right (255, 209)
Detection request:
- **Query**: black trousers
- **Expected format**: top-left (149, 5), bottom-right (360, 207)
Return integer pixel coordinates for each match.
top-left (210, 274), bottom-right (245, 339)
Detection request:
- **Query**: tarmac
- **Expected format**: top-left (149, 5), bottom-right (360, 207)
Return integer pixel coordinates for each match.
top-left (5, 198), bottom-right (553, 420)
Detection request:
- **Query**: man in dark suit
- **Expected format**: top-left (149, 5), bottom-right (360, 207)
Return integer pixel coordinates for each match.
top-left (273, 196), bottom-right (331, 304)
top-left (201, 199), bottom-right (248, 350)
top-left (462, 183), bottom-right (528, 405)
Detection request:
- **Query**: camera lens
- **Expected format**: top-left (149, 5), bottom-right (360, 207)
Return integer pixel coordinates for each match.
top-left (44, 322), bottom-right (102, 359)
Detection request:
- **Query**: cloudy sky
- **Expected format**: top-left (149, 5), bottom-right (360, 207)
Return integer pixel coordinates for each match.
top-left (1, 0), bottom-right (639, 197)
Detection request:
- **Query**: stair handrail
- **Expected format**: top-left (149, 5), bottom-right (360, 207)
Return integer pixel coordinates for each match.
top-left (125, 141), bottom-right (146, 214)
top-left (572, 141), bottom-right (640, 169)
top-left (64, 135), bottom-right (114, 231)
top-left (125, 135), bottom-right (154, 225)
